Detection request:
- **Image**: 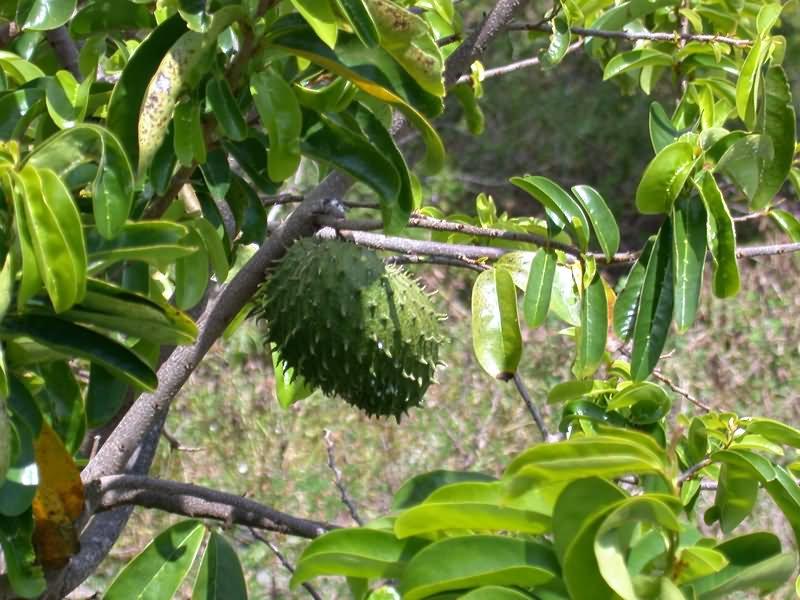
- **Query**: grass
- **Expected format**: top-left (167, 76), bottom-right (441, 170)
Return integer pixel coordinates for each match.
top-left (90, 234), bottom-right (800, 599)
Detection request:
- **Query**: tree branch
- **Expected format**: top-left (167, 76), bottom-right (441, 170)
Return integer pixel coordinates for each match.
top-left (323, 430), bottom-right (364, 526)
top-left (250, 529), bottom-right (323, 600)
top-left (45, 27), bottom-right (81, 80)
top-left (86, 475), bottom-right (336, 539)
top-left (507, 22), bottom-right (753, 47)
top-left (455, 40), bottom-right (582, 85)
top-left (513, 373), bottom-right (551, 440)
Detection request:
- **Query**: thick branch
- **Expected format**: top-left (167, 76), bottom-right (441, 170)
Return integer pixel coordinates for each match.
top-left (508, 22), bottom-right (752, 47)
top-left (46, 27), bottom-right (81, 79)
top-left (87, 476), bottom-right (336, 539)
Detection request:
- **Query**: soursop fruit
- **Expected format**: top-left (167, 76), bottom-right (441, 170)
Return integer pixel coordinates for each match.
top-left (254, 239), bottom-right (443, 418)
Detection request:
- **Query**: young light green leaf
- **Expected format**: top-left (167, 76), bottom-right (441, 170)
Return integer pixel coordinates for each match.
top-left (471, 268), bottom-right (522, 381)
top-left (695, 171), bottom-right (739, 298)
top-left (635, 141), bottom-right (697, 214)
top-left (459, 587), bottom-right (536, 599)
top-left (45, 69), bottom-right (92, 129)
top-left (17, 166), bottom-right (87, 313)
top-left (189, 218), bottom-right (229, 283)
top-left (86, 221), bottom-right (196, 271)
top-left (522, 248), bottom-right (555, 327)
top-left (272, 345), bottom-right (314, 409)
top-left (173, 98), bottom-right (206, 167)
top-left (735, 37), bottom-right (769, 129)
top-left (674, 546), bottom-right (729, 585)
top-left (573, 273), bottom-right (607, 379)
top-left (398, 536), bottom-right (559, 600)
top-left (542, 13), bottom-right (571, 68)
top-left (290, 0), bottom-right (338, 48)
top-left (250, 71), bottom-right (302, 182)
top-left (106, 520), bottom-right (206, 600)
top-left (630, 223), bottom-right (673, 381)
top-left (712, 462), bottom-right (759, 533)
top-left (745, 418), bottom-right (800, 448)
top-left (571, 185), bottom-right (620, 260)
top-left (16, 0), bottom-right (76, 30)
top-left (192, 531), bottom-right (247, 600)
top-left (671, 196), bottom-right (706, 333)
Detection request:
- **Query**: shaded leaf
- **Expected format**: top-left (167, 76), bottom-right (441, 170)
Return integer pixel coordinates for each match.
top-left (471, 268), bottom-right (522, 380)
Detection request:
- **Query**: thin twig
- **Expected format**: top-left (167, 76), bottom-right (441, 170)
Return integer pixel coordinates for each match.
top-left (250, 529), bottom-right (323, 600)
top-left (513, 373), bottom-right (550, 440)
top-left (455, 40), bottom-right (582, 85)
top-left (651, 370), bottom-right (712, 412)
top-left (677, 458), bottom-right (712, 483)
top-left (508, 22), bottom-right (752, 47)
top-left (323, 430), bottom-right (364, 526)
top-left (161, 429), bottom-right (204, 453)
top-left (387, 254), bottom-right (488, 272)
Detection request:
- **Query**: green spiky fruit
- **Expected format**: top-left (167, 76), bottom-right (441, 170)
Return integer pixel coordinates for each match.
top-left (254, 239), bottom-right (443, 418)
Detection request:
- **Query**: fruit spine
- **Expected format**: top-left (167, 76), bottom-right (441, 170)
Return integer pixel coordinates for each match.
top-left (254, 239), bottom-right (443, 418)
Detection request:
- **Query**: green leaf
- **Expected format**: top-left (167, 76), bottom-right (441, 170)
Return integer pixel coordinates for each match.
top-left (250, 70), bottom-right (302, 182)
top-left (0, 511), bottom-right (46, 598)
top-left (542, 13), bottom-right (571, 68)
top-left (35, 361), bottom-right (85, 454)
top-left (635, 141), bottom-right (697, 214)
top-left (695, 171), bottom-right (739, 298)
top-left (292, 529), bottom-right (427, 587)
top-left (0, 394), bottom-right (9, 483)
top-left (192, 531), bottom-right (247, 600)
top-left (523, 248), bottom-right (556, 327)
top-left (750, 66), bottom-right (796, 210)
top-left (0, 88), bottom-right (45, 140)
top-left (355, 104), bottom-right (414, 233)
top-left (0, 315), bottom-right (158, 391)
top-left (336, 0), bottom-right (380, 47)
top-left (547, 379), bottom-right (613, 405)
top-left (674, 546), bottom-right (729, 585)
top-left (45, 70), bottom-right (92, 129)
top-left (607, 382), bottom-right (671, 425)
top-left (398, 536), bottom-right (559, 600)
top-left (745, 417), bottom-right (800, 448)
top-left (50, 278), bottom-right (198, 346)
top-left (510, 176), bottom-right (590, 251)
top-left (687, 417), bottom-right (708, 464)
top-left (594, 496), bottom-right (681, 600)
top-left (107, 14), bottom-right (188, 167)
top-left (0, 411), bottom-right (38, 517)
top-left (649, 101), bottom-right (679, 154)
top-left (189, 217), bottom-right (229, 282)
top-left (174, 228), bottom-right (209, 310)
top-left (301, 114), bottom-right (401, 205)
top-left (471, 268), bottom-right (522, 381)
top-left (613, 238), bottom-right (653, 340)
top-left (16, 165), bottom-right (87, 313)
top-left (86, 221), bottom-right (197, 272)
top-left (391, 470), bottom-right (496, 510)
top-left (756, 3), bottom-right (783, 35)
top-left (206, 77), bottom-right (247, 142)
top-left (630, 222), bottom-right (673, 381)
top-left (270, 26), bottom-right (444, 171)
top-left (574, 272), bottom-right (607, 379)
top-left (226, 176), bottom-right (267, 244)
top-left (459, 587), bottom-right (536, 599)
top-left (173, 98), bottom-right (206, 167)
top-left (689, 533), bottom-right (797, 599)
top-left (505, 433), bottom-right (666, 487)
top-left (290, 0), bottom-right (338, 48)
top-left (769, 208), bottom-right (800, 242)
top-left (712, 462), bottom-right (758, 533)
top-left (394, 481), bottom-right (551, 538)
top-left (585, 0), bottom-right (678, 57)
top-left (26, 124), bottom-right (135, 240)
top-left (85, 362), bottom-right (128, 428)
top-left (552, 477), bottom-right (626, 563)
top-left (571, 185), bottom-right (620, 260)
top-left (106, 520), bottom-right (206, 600)
top-left (603, 49), bottom-right (673, 81)
top-left (671, 196), bottom-right (706, 333)
top-left (70, 0), bottom-right (153, 37)
top-left (16, 0), bottom-right (76, 30)
top-left (272, 345), bottom-right (314, 409)
top-left (735, 37), bottom-right (769, 129)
